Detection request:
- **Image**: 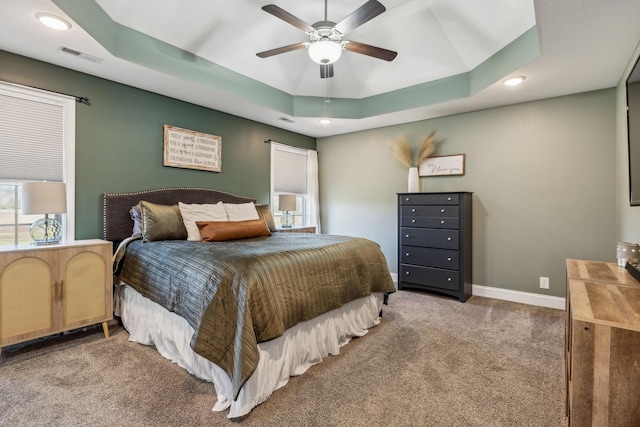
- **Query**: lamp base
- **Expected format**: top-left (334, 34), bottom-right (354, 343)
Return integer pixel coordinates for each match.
top-left (30, 216), bottom-right (62, 245)
top-left (281, 211), bottom-right (293, 228)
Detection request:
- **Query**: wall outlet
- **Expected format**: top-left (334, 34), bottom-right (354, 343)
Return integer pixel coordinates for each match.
top-left (540, 276), bottom-right (550, 289)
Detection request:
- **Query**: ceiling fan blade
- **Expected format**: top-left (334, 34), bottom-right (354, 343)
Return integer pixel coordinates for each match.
top-left (320, 64), bottom-right (334, 79)
top-left (344, 41), bottom-right (397, 61)
top-left (257, 43), bottom-right (308, 58)
top-left (262, 5), bottom-right (315, 33)
top-left (334, 0), bottom-right (386, 34)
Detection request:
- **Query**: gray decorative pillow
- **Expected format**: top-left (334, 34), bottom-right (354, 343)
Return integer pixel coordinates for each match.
top-left (140, 200), bottom-right (187, 242)
top-left (255, 204), bottom-right (277, 232)
top-left (130, 203), bottom-right (143, 236)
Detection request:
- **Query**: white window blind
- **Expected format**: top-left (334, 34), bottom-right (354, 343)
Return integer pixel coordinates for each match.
top-left (272, 144), bottom-right (307, 194)
top-left (0, 88), bottom-right (64, 181)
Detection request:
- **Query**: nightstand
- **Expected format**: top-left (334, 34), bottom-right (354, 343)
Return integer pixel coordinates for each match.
top-left (276, 226), bottom-right (316, 233)
top-left (0, 239), bottom-right (113, 354)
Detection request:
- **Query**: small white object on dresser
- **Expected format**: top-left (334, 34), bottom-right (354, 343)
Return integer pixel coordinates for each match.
top-left (0, 239), bottom-right (112, 354)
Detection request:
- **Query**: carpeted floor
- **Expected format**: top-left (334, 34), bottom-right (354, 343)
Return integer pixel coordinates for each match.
top-left (0, 290), bottom-right (566, 426)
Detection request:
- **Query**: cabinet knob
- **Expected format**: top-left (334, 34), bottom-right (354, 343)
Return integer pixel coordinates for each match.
top-left (406, 253), bottom-right (410, 257)
top-left (405, 234), bottom-right (410, 238)
top-left (447, 277), bottom-right (452, 281)
top-left (405, 197), bottom-right (410, 202)
top-left (405, 271), bottom-right (410, 275)
top-left (441, 209), bottom-right (445, 213)
top-left (447, 257), bottom-right (452, 261)
top-left (411, 219), bottom-right (416, 223)
top-left (447, 197), bottom-right (452, 201)
top-left (441, 220), bottom-right (445, 224)
top-left (411, 208), bottom-right (416, 213)
top-left (447, 237), bottom-right (452, 241)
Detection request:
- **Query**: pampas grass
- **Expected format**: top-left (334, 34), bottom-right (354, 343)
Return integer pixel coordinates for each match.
top-left (391, 135), bottom-right (413, 168)
top-left (416, 131), bottom-right (436, 165)
top-left (391, 131), bottom-right (437, 167)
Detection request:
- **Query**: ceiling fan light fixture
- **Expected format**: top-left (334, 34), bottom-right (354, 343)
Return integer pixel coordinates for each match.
top-left (308, 39), bottom-right (342, 65)
top-left (35, 12), bottom-right (71, 30)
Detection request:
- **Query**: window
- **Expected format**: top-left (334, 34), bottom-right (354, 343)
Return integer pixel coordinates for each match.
top-left (270, 142), bottom-right (320, 231)
top-left (0, 81), bottom-right (75, 246)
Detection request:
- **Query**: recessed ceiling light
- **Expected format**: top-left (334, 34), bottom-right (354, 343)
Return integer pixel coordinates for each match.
top-left (36, 13), bottom-right (71, 31)
top-left (502, 76), bottom-right (526, 86)
top-left (319, 119), bottom-right (332, 127)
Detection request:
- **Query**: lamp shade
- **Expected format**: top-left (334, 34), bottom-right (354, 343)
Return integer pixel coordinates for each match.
top-left (22, 181), bottom-right (67, 214)
top-left (308, 39), bottom-right (342, 65)
top-left (278, 194), bottom-right (297, 212)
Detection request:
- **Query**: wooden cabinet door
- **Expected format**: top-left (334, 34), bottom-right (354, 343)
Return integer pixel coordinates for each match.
top-left (0, 250), bottom-right (57, 346)
top-left (58, 244), bottom-right (112, 331)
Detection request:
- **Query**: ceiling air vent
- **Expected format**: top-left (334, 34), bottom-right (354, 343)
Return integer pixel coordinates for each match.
top-left (278, 117), bottom-right (295, 123)
top-left (57, 46), bottom-right (103, 63)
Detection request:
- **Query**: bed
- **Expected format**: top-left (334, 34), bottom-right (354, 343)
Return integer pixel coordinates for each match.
top-left (103, 187), bottom-right (396, 418)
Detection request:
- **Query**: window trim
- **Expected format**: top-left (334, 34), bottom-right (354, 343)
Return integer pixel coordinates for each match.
top-left (270, 142), bottom-right (309, 227)
top-left (0, 81), bottom-right (76, 242)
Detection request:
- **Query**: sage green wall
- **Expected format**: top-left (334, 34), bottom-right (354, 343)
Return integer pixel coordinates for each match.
top-left (617, 40), bottom-right (640, 243)
top-left (318, 89), bottom-right (617, 297)
top-left (0, 50), bottom-right (315, 239)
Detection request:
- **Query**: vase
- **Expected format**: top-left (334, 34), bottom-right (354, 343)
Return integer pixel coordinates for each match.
top-left (408, 167), bottom-right (420, 192)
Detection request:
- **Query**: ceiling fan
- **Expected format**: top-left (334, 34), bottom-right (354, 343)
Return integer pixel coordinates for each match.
top-left (256, 0), bottom-right (397, 79)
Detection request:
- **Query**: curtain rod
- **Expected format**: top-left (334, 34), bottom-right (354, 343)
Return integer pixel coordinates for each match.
top-left (3, 79), bottom-right (89, 104)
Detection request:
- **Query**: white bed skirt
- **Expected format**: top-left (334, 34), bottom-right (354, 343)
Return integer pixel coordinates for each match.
top-left (115, 283), bottom-right (385, 418)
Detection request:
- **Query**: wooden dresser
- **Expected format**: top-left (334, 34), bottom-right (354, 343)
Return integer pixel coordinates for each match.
top-left (565, 259), bottom-right (640, 426)
top-left (397, 192), bottom-right (472, 302)
top-left (0, 240), bottom-right (112, 354)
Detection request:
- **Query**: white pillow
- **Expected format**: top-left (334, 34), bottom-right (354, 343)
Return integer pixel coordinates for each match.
top-left (223, 202), bottom-right (259, 221)
top-left (178, 201), bottom-right (228, 241)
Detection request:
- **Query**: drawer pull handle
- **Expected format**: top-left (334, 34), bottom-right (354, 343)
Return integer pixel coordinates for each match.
top-left (447, 237), bottom-right (452, 241)
top-left (405, 271), bottom-right (410, 275)
top-left (406, 253), bottom-right (410, 256)
top-left (447, 277), bottom-right (452, 281)
top-left (411, 208), bottom-right (416, 213)
top-left (441, 209), bottom-right (445, 213)
top-left (441, 220), bottom-right (445, 224)
top-left (447, 197), bottom-right (452, 201)
top-left (412, 219), bottom-right (416, 223)
top-left (405, 234), bottom-right (410, 238)
top-left (447, 257), bottom-right (452, 261)
top-left (405, 197), bottom-right (410, 202)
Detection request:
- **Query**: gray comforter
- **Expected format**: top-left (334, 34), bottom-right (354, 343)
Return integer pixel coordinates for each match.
top-left (116, 233), bottom-right (395, 399)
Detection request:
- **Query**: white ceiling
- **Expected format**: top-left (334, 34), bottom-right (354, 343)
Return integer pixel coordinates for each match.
top-left (1, 0), bottom-right (640, 138)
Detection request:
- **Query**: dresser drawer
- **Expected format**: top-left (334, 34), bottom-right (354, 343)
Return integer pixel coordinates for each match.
top-left (401, 205), bottom-right (460, 218)
top-left (400, 265), bottom-right (460, 291)
top-left (401, 216), bottom-right (459, 229)
top-left (399, 193), bottom-right (460, 206)
top-left (401, 228), bottom-right (459, 249)
top-left (401, 246), bottom-right (459, 270)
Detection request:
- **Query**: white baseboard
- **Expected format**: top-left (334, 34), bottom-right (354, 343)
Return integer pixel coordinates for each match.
top-left (471, 284), bottom-right (565, 310)
top-left (389, 273), bottom-right (565, 310)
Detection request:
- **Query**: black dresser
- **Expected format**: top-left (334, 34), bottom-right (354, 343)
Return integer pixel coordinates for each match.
top-left (397, 192), bottom-right (472, 302)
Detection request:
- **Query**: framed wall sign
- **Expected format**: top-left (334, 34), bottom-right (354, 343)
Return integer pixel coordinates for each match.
top-left (419, 154), bottom-right (465, 176)
top-left (163, 125), bottom-right (221, 172)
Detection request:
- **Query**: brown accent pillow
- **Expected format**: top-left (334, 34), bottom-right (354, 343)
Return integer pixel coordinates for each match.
top-left (140, 200), bottom-right (188, 242)
top-left (255, 204), bottom-right (277, 232)
top-left (197, 219), bottom-right (272, 242)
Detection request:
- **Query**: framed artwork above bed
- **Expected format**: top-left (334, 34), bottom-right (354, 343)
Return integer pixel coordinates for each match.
top-left (163, 125), bottom-right (221, 172)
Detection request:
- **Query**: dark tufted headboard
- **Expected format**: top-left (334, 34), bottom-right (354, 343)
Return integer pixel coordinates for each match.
top-left (103, 187), bottom-right (257, 245)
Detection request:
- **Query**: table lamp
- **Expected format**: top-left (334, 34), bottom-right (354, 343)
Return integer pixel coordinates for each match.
top-left (278, 194), bottom-right (296, 228)
top-left (22, 181), bottom-right (67, 245)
